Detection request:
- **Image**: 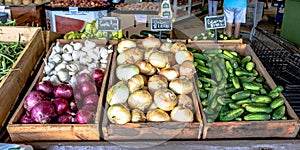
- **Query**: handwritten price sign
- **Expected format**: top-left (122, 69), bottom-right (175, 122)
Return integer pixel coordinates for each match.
top-left (204, 15), bottom-right (226, 30)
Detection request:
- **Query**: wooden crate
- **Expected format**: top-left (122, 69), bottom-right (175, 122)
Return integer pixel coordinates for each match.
top-left (192, 39), bottom-right (243, 44)
top-left (102, 45), bottom-right (203, 140)
top-left (7, 39), bottom-right (113, 142)
top-left (0, 26), bottom-right (45, 133)
top-left (186, 43), bottom-right (300, 139)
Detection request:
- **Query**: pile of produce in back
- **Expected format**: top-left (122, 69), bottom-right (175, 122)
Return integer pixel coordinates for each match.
top-left (106, 37), bottom-right (197, 124)
top-left (19, 40), bottom-right (112, 124)
top-left (192, 30), bottom-right (237, 40)
top-left (189, 48), bottom-right (287, 122)
top-left (0, 39), bottom-right (24, 82)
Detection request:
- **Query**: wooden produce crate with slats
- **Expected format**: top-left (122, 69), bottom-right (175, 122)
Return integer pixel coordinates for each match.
top-left (7, 39), bottom-right (113, 142)
top-left (0, 27), bottom-right (45, 134)
top-left (186, 43), bottom-right (300, 139)
top-left (102, 40), bottom-right (203, 140)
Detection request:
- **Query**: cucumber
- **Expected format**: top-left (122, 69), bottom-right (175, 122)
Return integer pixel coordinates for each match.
top-left (232, 76), bottom-right (241, 89)
top-left (251, 95), bottom-right (272, 104)
top-left (251, 81), bottom-right (263, 88)
top-left (209, 97), bottom-right (218, 110)
top-left (203, 83), bottom-right (211, 88)
top-left (220, 108), bottom-right (244, 121)
top-left (204, 107), bottom-right (215, 115)
top-left (212, 65), bottom-right (222, 82)
top-left (198, 76), bottom-right (217, 85)
top-left (235, 99), bottom-right (252, 105)
top-left (140, 30), bottom-right (169, 38)
top-left (203, 49), bottom-right (222, 54)
top-left (218, 78), bottom-right (227, 90)
top-left (226, 87), bottom-right (241, 94)
top-left (282, 116), bottom-right (287, 120)
top-left (222, 54), bottom-right (232, 60)
top-left (268, 91), bottom-right (280, 99)
top-left (255, 76), bottom-right (265, 83)
top-left (252, 69), bottom-right (259, 76)
top-left (241, 56), bottom-right (251, 67)
top-left (229, 51), bottom-right (238, 57)
top-left (225, 61), bottom-right (233, 74)
top-left (242, 82), bottom-right (261, 91)
top-left (197, 80), bottom-right (203, 88)
top-left (272, 105), bottom-right (286, 120)
top-left (188, 48), bottom-right (198, 53)
top-left (193, 53), bottom-right (208, 60)
top-left (231, 90), bottom-right (251, 100)
top-left (270, 85), bottom-right (284, 93)
top-left (238, 76), bottom-right (257, 83)
top-left (229, 103), bottom-right (241, 109)
top-left (245, 105), bottom-right (273, 113)
top-left (226, 83), bottom-right (234, 88)
top-left (235, 117), bottom-right (243, 121)
top-left (217, 96), bottom-right (233, 105)
top-left (202, 99), bottom-right (209, 107)
top-left (195, 59), bottom-right (206, 67)
top-left (199, 89), bottom-right (208, 99)
top-left (230, 60), bottom-right (239, 69)
top-left (245, 62), bottom-right (255, 71)
top-left (235, 70), bottom-right (255, 77)
top-left (244, 113), bottom-right (271, 121)
top-left (260, 88), bottom-right (267, 95)
top-left (208, 87), bottom-right (218, 101)
top-left (196, 66), bottom-right (212, 75)
top-left (270, 97), bottom-right (285, 109)
top-left (251, 90), bottom-right (260, 95)
top-left (223, 50), bottom-right (235, 59)
top-left (245, 103), bottom-right (268, 107)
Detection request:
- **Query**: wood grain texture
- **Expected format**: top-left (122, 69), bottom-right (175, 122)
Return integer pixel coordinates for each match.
top-left (7, 39), bottom-right (113, 142)
top-left (102, 42), bottom-right (203, 140)
top-left (10, 5), bottom-right (46, 28)
top-left (185, 43), bottom-right (300, 139)
top-left (0, 27), bottom-right (45, 133)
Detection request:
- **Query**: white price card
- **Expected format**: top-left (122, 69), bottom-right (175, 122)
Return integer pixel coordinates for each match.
top-left (0, 6), bottom-right (5, 12)
top-left (135, 14), bottom-right (147, 23)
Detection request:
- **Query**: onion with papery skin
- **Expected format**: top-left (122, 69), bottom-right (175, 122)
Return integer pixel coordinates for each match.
top-left (127, 74), bottom-right (145, 93)
top-left (148, 75), bottom-right (168, 94)
top-left (127, 90), bottom-right (152, 111)
top-left (117, 47), bottom-right (144, 65)
top-left (24, 91), bottom-right (46, 111)
top-left (160, 42), bottom-right (172, 52)
top-left (117, 40), bottom-right (137, 53)
top-left (30, 101), bottom-right (56, 124)
top-left (148, 51), bottom-right (168, 68)
top-left (159, 67), bottom-right (179, 81)
top-left (106, 81), bottom-right (129, 105)
top-left (165, 52), bottom-right (177, 66)
top-left (36, 81), bottom-right (54, 96)
top-left (84, 93), bottom-right (99, 105)
top-left (76, 73), bottom-right (91, 84)
top-left (92, 69), bottom-right (105, 83)
top-left (54, 83), bottom-right (74, 99)
top-left (107, 104), bottom-right (131, 124)
top-left (170, 42), bottom-right (187, 53)
top-left (135, 61), bottom-right (156, 75)
top-left (20, 112), bottom-right (35, 124)
top-left (116, 64), bottom-right (140, 81)
top-left (69, 100), bottom-right (78, 112)
top-left (131, 109), bottom-right (146, 122)
top-left (51, 98), bottom-right (69, 115)
top-left (57, 114), bottom-right (73, 123)
top-left (169, 77), bottom-right (194, 95)
top-left (179, 60), bottom-right (196, 79)
top-left (80, 81), bottom-right (97, 96)
top-left (171, 106), bottom-right (194, 122)
top-left (146, 109), bottom-right (170, 122)
top-left (175, 50), bottom-right (194, 64)
top-left (147, 102), bottom-right (158, 111)
top-left (141, 37), bottom-right (161, 49)
top-left (177, 94), bottom-right (194, 112)
top-left (76, 109), bottom-right (94, 124)
top-left (81, 104), bottom-right (97, 112)
top-left (144, 48), bottom-right (158, 61)
top-left (154, 88), bottom-right (177, 111)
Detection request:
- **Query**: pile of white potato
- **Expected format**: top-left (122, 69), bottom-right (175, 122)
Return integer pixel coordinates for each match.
top-left (42, 40), bottom-right (113, 87)
top-left (106, 37), bottom-right (197, 124)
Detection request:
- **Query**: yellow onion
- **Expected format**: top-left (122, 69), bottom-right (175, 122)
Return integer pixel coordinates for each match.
top-left (117, 40), bottom-right (137, 53)
top-left (179, 60), bottom-right (196, 79)
top-left (154, 88), bottom-right (177, 111)
top-left (160, 42), bottom-right (172, 52)
top-left (169, 77), bottom-right (194, 94)
top-left (128, 90), bottom-right (152, 111)
top-left (148, 51), bottom-right (169, 68)
top-left (117, 47), bottom-right (144, 65)
top-left (116, 64), bottom-right (140, 81)
top-left (136, 61), bottom-right (156, 76)
top-left (142, 37), bottom-right (161, 49)
top-left (146, 109), bottom-right (170, 122)
top-left (170, 42), bottom-right (187, 53)
top-left (159, 67), bottom-right (179, 81)
top-left (177, 94), bottom-right (194, 112)
top-left (131, 109), bottom-right (146, 122)
top-left (144, 48), bottom-right (158, 61)
top-left (128, 74), bottom-right (145, 93)
top-left (106, 81), bottom-right (129, 105)
top-left (147, 102), bottom-right (158, 111)
top-left (170, 106), bottom-right (194, 122)
top-left (175, 50), bottom-right (194, 64)
top-left (164, 52), bottom-right (177, 66)
top-left (107, 104), bottom-right (131, 124)
top-left (148, 75), bottom-right (168, 94)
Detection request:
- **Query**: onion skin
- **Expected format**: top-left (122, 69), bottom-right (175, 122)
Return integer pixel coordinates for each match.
top-left (83, 94), bottom-right (99, 105)
top-left (20, 112), bottom-right (35, 124)
top-left (170, 106), bottom-right (194, 122)
top-left (36, 81), bottom-right (54, 96)
top-left (148, 51), bottom-right (168, 68)
top-left (51, 98), bottom-right (70, 115)
top-left (169, 78), bottom-right (194, 95)
top-left (148, 75), bottom-right (168, 94)
top-left (116, 64), bottom-right (140, 81)
top-left (30, 101), bottom-right (56, 124)
top-left (117, 47), bottom-right (144, 65)
top-left (106, 81), bottom-right (129, 105)
top-left (160, 42), bottom-right (172, 52)
top-left (159, 67), bottom-right (179, 81)
top-left (76, 73), bottom-right (92, 85)
top-left (175, 50), bottom-right (194, 64)
top-left (170, 42), bottom-right (187, 53)
top-left (107, 104), bottom-right (131, 124)
top-left (177, 95), bottom-right (194, 112)
top-left (69, 100), bottom-right (79, 112)
top-left (142, 37), bottom-right (161, 49)
top-left (127, 90), bottom-right (152, 111)
top-left (80, 81), bottom-right (97, 96)
top-left (92, 69), bottom-right (105, 83)
top-left (56, 114), bottom-right (73, 123)
top-left (76, 109), bottom-right (94, 124)
top-left (135, 61), bottom-right (156, 75)
top-left (24, 91), bottom-right (46, 111)
top-left (165, 52), bottom-right (177, 66)
top-left (144, 49), bottom-right (158, 61)
top-left (54, 83), bottom-right (74, 99)
top-left (179, 60), bottom-right (196, 79)
top-left (146, 109), bottom-right (170, 122)
top-left (117, 40), bottom-right (137, 53)
top-left (81, 104), bottom-right (97, 112)
top-left (127, 74), bottom-right (145, 93)
top-left (154, 88), bottom-right (177, 111)
top-left (131, 109), bottom-right (146, 122)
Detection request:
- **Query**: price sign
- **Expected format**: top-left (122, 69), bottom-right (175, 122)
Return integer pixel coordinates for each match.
top-left (150, 17), bottom-right (172, 31)
top-left (0, 6), bottom-right (5, 12)
top-left (98, 17), bottom-right (120, 32)
top-left (204, 15), bottom-right (226, 30)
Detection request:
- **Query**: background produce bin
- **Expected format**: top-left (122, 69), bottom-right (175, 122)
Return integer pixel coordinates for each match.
top-left (7, 39), bottom-right (113, 142)
top-left (45, 6), bottom-right (108, 34)
top-left (186, 43), bottom-right (300, 139)
top-left (0, 27), bottom-right (45, 139)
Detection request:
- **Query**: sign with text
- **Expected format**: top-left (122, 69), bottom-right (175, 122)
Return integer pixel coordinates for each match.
top-left (150, 17), bottom-right (172, 31)
top-left (98, 17), bottom-right (120, 32)
top-left (204, 15), bottom-right (226, 30)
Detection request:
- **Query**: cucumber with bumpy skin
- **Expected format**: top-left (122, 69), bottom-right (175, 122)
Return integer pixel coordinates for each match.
top-left (220, 108), bottom-right (244, 121)
top-left (272, 105), bottom-right (286, 120)
top-left (244, 113), bottom-right (271, 121)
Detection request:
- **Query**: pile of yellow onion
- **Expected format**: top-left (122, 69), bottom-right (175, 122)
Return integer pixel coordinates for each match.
top-left (106, 37), bottom-right (196, 124)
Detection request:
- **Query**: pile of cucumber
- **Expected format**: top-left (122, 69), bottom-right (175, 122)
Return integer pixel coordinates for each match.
top-left (192, 30), bottom-right (237, 41)
top-left (188, 48), bottom-right (286, 122)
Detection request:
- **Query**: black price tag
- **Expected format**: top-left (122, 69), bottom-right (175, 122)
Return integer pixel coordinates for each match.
top-left (204, 15), bottom-right (226, 30)
top-left (98, 17), bottom-right (120, 32)
top-left (150, 17), bottom-right (172, 31)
